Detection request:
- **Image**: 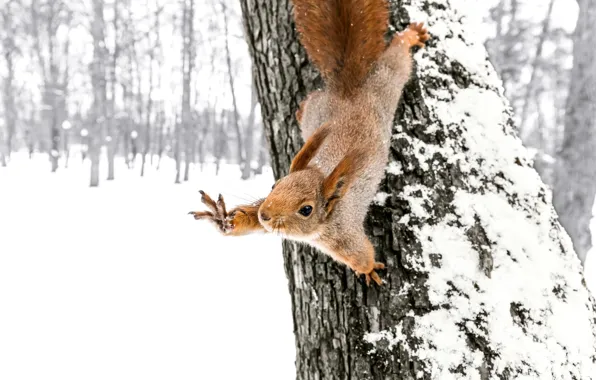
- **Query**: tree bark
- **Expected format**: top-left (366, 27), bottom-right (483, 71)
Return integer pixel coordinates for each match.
top-left (240, 0), bottom-right (596, 378)
top-left (553, 0), bottom-right (596, 265)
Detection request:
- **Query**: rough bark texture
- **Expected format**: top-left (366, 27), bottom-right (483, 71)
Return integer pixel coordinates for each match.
top-left (553, 0), bottom-right (596, 265)
top-left (241, 0), bottom-right (596, 379)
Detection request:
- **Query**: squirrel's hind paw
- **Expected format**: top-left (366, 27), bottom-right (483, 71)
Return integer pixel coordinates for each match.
top-left (361, 262), bottom-right (385, 286)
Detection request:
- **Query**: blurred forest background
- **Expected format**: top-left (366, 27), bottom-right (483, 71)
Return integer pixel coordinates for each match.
top-left (0, 0), bottom-right (594, 260)
top-left (0, 0), bottom-right (265, 185)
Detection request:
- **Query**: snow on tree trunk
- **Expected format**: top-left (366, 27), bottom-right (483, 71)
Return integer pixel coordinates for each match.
top-left (240, 0), bottom-right (596, 378)
top-left (553, 0), bottom-right (596, 265)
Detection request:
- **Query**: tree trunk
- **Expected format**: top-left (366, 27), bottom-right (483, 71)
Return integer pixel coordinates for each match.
top-left (240, 0), bottom-right (596, 378)
top-left (221, 1), bottom-right (245, 175)
top-left (518, 0), bottom-right (555, 141)
top-left (0, 129), bottom-right (7, 167)
top-left (105, 0), bottom-right (120, 181)
top-left (174, 120), bottom-right (182, 184)
top-left (553, 0), bottom-right (596, 265)
top-left (90, 0), bottom-right (107, 188)
top-left (141, 56), bottom-right (154, 178)
top-left (1, 2), bottom-right (17, 164)
top-left (241, 75), bottom-right (258, 179)
top-left (254, 132), bottom-right (267, 175)
top-left (181, 0), bottom-right (195, 183)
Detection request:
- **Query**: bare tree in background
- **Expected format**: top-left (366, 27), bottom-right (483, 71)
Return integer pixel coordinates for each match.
top-left (175, 0), bottom-right (194, 184)
top-left (241, 72), bottom-right (258, 179)
top-left (105, 0), bottom-right (122, 181)
top-left (485, 0), bottom-right (573, 190)
top-left (220, 1), bottom-right (245, 178)
top-left (31, 0), bottom-right (72, 172)
top-left (141, 4), bottom-right (163, 178)
top-left (90, 0), bottom-right (107, 187)
top-left (0, 0), bottom-right (20, 166)
top-left (518, 0), bottom-right (555, 137)
top-left (554, 0), bottom-right (596, 265)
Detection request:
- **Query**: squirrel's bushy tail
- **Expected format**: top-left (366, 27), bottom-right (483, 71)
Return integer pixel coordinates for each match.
top-left (292, 0), bottom-right (389, 97)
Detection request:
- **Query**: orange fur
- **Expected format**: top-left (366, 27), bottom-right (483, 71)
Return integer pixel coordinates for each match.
top-left (322, 149), bottom-right (367, 215)
top-left (289, 123), bottom-right (332, 173)
top-left (292, 0), bottom-right (389, 97)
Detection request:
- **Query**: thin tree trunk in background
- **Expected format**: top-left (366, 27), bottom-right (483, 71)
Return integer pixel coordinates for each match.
top-left (1, 4), bottom-right (17, 163)
top-left (241, 74), bottom-right (258, 179)
top-left (90, 0), bottom-right (107, 187)
top-left (132, 34), bottom-right (143, 169)
top-left (240, 0), bottom-right (596, 378)
top-left (174, 119), bottom-right (181, 183)
top-left (554, 0), bottom-right (596, 265)
top-left (156, 123), bottom-right (166, 170)
top-left (141, 52), bottom-right (155, 178)
top-left (63, 130), bottom-right (70, 168)
top-left (47, 8), bottom-right (59, 174)
top-left (31, 1), bottom-right (70, 173)
top-left (221, 1), bottom-right (244, 174)
top-left (141, 5), bottom-right (162, 177)
top-left (254, 132), bottom-right (267, 175)
top-left (0, 128), bottom-right (7, 167)
top-left (181, 0), bottom-right (194, 182)
top-left (27, 108), bottom-right (35, 159)
top-left (519, 0), bottom-right (555, 140)
top-left (106, 0), bottom-right (121, 181)
top-left (214, 109), bottom-right (226, 176)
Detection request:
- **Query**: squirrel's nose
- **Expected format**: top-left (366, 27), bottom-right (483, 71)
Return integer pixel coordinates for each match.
top-left (260, 211), bottom-right (271, 222)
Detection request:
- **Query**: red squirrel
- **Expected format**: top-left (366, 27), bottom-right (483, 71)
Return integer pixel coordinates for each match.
top-left (189, 0), bottom-right (430, 286)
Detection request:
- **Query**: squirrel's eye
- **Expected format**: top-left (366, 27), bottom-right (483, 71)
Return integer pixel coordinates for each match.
top-left (298, 205), bottom-right (313, 217)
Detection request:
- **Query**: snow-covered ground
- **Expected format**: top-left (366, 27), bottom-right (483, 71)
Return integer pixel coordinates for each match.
top-left (0, 154), bottom-right (294, 380)
top-left (1, 153), bottom-right (595, 380)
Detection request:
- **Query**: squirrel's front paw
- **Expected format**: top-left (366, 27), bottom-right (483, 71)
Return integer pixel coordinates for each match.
top-left (189, 191), bottom-right (234, 234)
top-left (394, 22), bottom-right (430, 49)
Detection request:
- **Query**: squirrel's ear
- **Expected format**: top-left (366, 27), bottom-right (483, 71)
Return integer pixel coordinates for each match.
top-left (290, 123), bottom-right (331, 173)
top-left (322, 149), bottom-right (366, 216)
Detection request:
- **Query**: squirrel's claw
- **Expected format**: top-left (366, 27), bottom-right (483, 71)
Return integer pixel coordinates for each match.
top-left (363, 270), bottom-right (383, 286)
top-left (359, 262), bottom-right (385, 286)
top-left (192, 191), bottom-right (235, 235)
top-left (188, 211), bottom-right (214, 220)
top-left (199, 190), bottom-right (219, 214)
top-left (216, 194), bottom-right (227, 216)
